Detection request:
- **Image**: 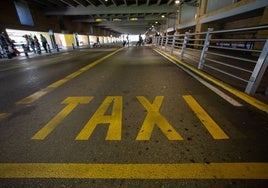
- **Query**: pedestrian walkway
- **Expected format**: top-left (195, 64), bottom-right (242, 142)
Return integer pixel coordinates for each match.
top-left (0, 47), bottom-right (65, 63)
top-left (0, 43), bottom-right (122, 64)
top-left (156, 45), bottom-right (268, 104)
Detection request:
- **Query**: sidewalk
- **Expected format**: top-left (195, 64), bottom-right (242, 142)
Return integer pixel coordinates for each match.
top-left (0, 43), bottom-right (122, 64)
top-left (156, 46), bottom-right (268, 105)
top-left (0, 47), bottom-right (69, 63)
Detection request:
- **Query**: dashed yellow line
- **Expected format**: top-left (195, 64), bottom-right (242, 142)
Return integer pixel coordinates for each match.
top-left (0, 113), bottom-right (10, 120)
top-left (47, 78), bottom-right (69, 88)
top-left (16, 89), bottom-right (51, 105)
top-left (183, 95), bottom-right (229, 139)
top-left (0, 162), bottom-right (267, 179)
top-left (16, 48), bottom-right (123, 105)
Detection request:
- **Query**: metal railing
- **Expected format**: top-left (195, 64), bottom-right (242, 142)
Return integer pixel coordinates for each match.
top-left (153, 25), bottom-right (268, 95)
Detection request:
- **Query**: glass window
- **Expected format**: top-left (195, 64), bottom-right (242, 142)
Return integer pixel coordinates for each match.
top-left (14, 0), bottom-right (34, 26)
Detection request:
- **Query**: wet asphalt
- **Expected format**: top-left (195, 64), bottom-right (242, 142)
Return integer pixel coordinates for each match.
top-left (0, 46), bottom-right (268, 187)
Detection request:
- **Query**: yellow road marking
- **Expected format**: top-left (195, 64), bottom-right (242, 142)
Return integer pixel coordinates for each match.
top-left (0, 163), bottom-right (267, 179)
top-left (16, 90), bottom-right (50, 105)
top-left (155, 49), bottom-right (268, 113)
top-left (16, 48), bottom-right (123, 105)
top-left (32, 97), bottom-right (93, 140)
top-left (0, 113), bottom-right (10, 120)
top-left (136, 96), bottom-right (183, 140)
top-left (183, 95), bottom-right (229, 139)
top-left (76, 96), bottom-right (123, 140)
top-left (47, 78), bottom-right (69, 88)
top-left (66, 71), bottom-right (82, 79)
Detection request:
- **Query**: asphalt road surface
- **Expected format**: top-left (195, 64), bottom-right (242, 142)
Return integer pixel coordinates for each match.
top-left (0, 46), bottom-right (268, 188)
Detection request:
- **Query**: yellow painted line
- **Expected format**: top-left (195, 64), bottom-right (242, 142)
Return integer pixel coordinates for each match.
top-left (136, 96), bottom-right (183, 140)
top-left (0, 163), bottom-right (267, 179)
top-left (76, 96), bottom-right (122, 140)
top-left (47, 78), bottom-right (69, 88)
top-left (16, 48), bottom-right (123, 105)
top-left (155, 49), bottom-right (268, 114)
top-left (32, 97), bottom-right (93, 140)
top-left (16, 90), bottom-right (50, 105)
top-left (0, 113), bottom-right (10, 120)
top-left (183, 95), bottom-right (229, 139)
top-left (66, 71), bottom-right (83, 79)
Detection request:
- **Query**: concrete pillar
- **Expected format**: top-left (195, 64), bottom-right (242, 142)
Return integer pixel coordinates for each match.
top-left (175, 5), bottom-right (182, 30)
top-left (195, 0), bottom-right (208, 46)
top-left (195, 0), bottom-right (208, 32)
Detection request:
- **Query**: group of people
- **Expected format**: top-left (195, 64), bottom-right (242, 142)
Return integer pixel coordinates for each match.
top-left (22, 34), bottom-right (48, 55)
top-left (0, 32), bottom-right (50, 59)
top-left (122, 34), bottom-right (144, 47)
top-left (136, 34), bottom-right (143, 46)
top-left (0, 32), bottom-right (20, 59)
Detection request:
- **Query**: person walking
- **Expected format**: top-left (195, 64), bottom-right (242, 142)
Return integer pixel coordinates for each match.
top-left (40, 34), bottom-right (48, 53)
top-left (34, 35), bottom-right (41, 54)
top-left (136, 34), bottom-right (143, 46)
top-left (28, 35), bottom-right (36, 54)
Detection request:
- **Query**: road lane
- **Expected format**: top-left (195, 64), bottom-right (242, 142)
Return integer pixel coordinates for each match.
top-left (0, 46), bottom-right (268, 187)
top-left (0, 49), bottom-right (119, 111)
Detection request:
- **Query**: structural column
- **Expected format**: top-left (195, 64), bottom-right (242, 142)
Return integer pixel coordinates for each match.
top-left (194, 0), bottom-right (208, 47)
top-left (195, 0), bottom-right (208, 33)
top-left (175, 5), bottom-right (182, 31)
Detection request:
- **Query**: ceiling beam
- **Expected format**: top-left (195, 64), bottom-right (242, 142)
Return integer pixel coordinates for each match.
top-left (98, 0), bottom-right (106, 6)
top-left (45, 4), bottom-right (178, 15)
top-left (60, 0), bottom-right (78, 7)
top-left (167, 0), bottom-right (174, 6)
top-left (73, 14), bottom-right (167, 25)
top-left (47, 0), bottom-right (67, 6)
top-left (73, 0), bottom-right (89, 7)
top-left (29, 0), bottom-right (53, 7)
top-left (85, 0), bottom-right (99, 6)
top-left (111, 0), bottom-right (118, 6)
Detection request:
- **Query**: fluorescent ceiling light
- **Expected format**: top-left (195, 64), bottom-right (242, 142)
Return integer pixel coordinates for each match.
top-left (130, 18), bottom-right (138, 21)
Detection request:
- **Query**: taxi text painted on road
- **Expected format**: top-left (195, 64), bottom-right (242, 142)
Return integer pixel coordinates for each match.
top-left (32, 95), bottom-right (229, 141)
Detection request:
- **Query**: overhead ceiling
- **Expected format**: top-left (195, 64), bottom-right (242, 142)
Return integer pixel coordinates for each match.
top-left (26, 0), bottom-right (180, 35)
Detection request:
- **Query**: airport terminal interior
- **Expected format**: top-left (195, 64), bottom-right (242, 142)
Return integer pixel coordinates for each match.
top-left (0, 0), bottom-right (268, 187)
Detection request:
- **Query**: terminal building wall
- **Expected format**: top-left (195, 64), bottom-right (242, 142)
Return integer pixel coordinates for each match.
top-left (0, 1), bottom-right (60, 34)
top-left (0, 1), bottom-right (110, 36)
top-left (175, 0), bottom-right (268, 35)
